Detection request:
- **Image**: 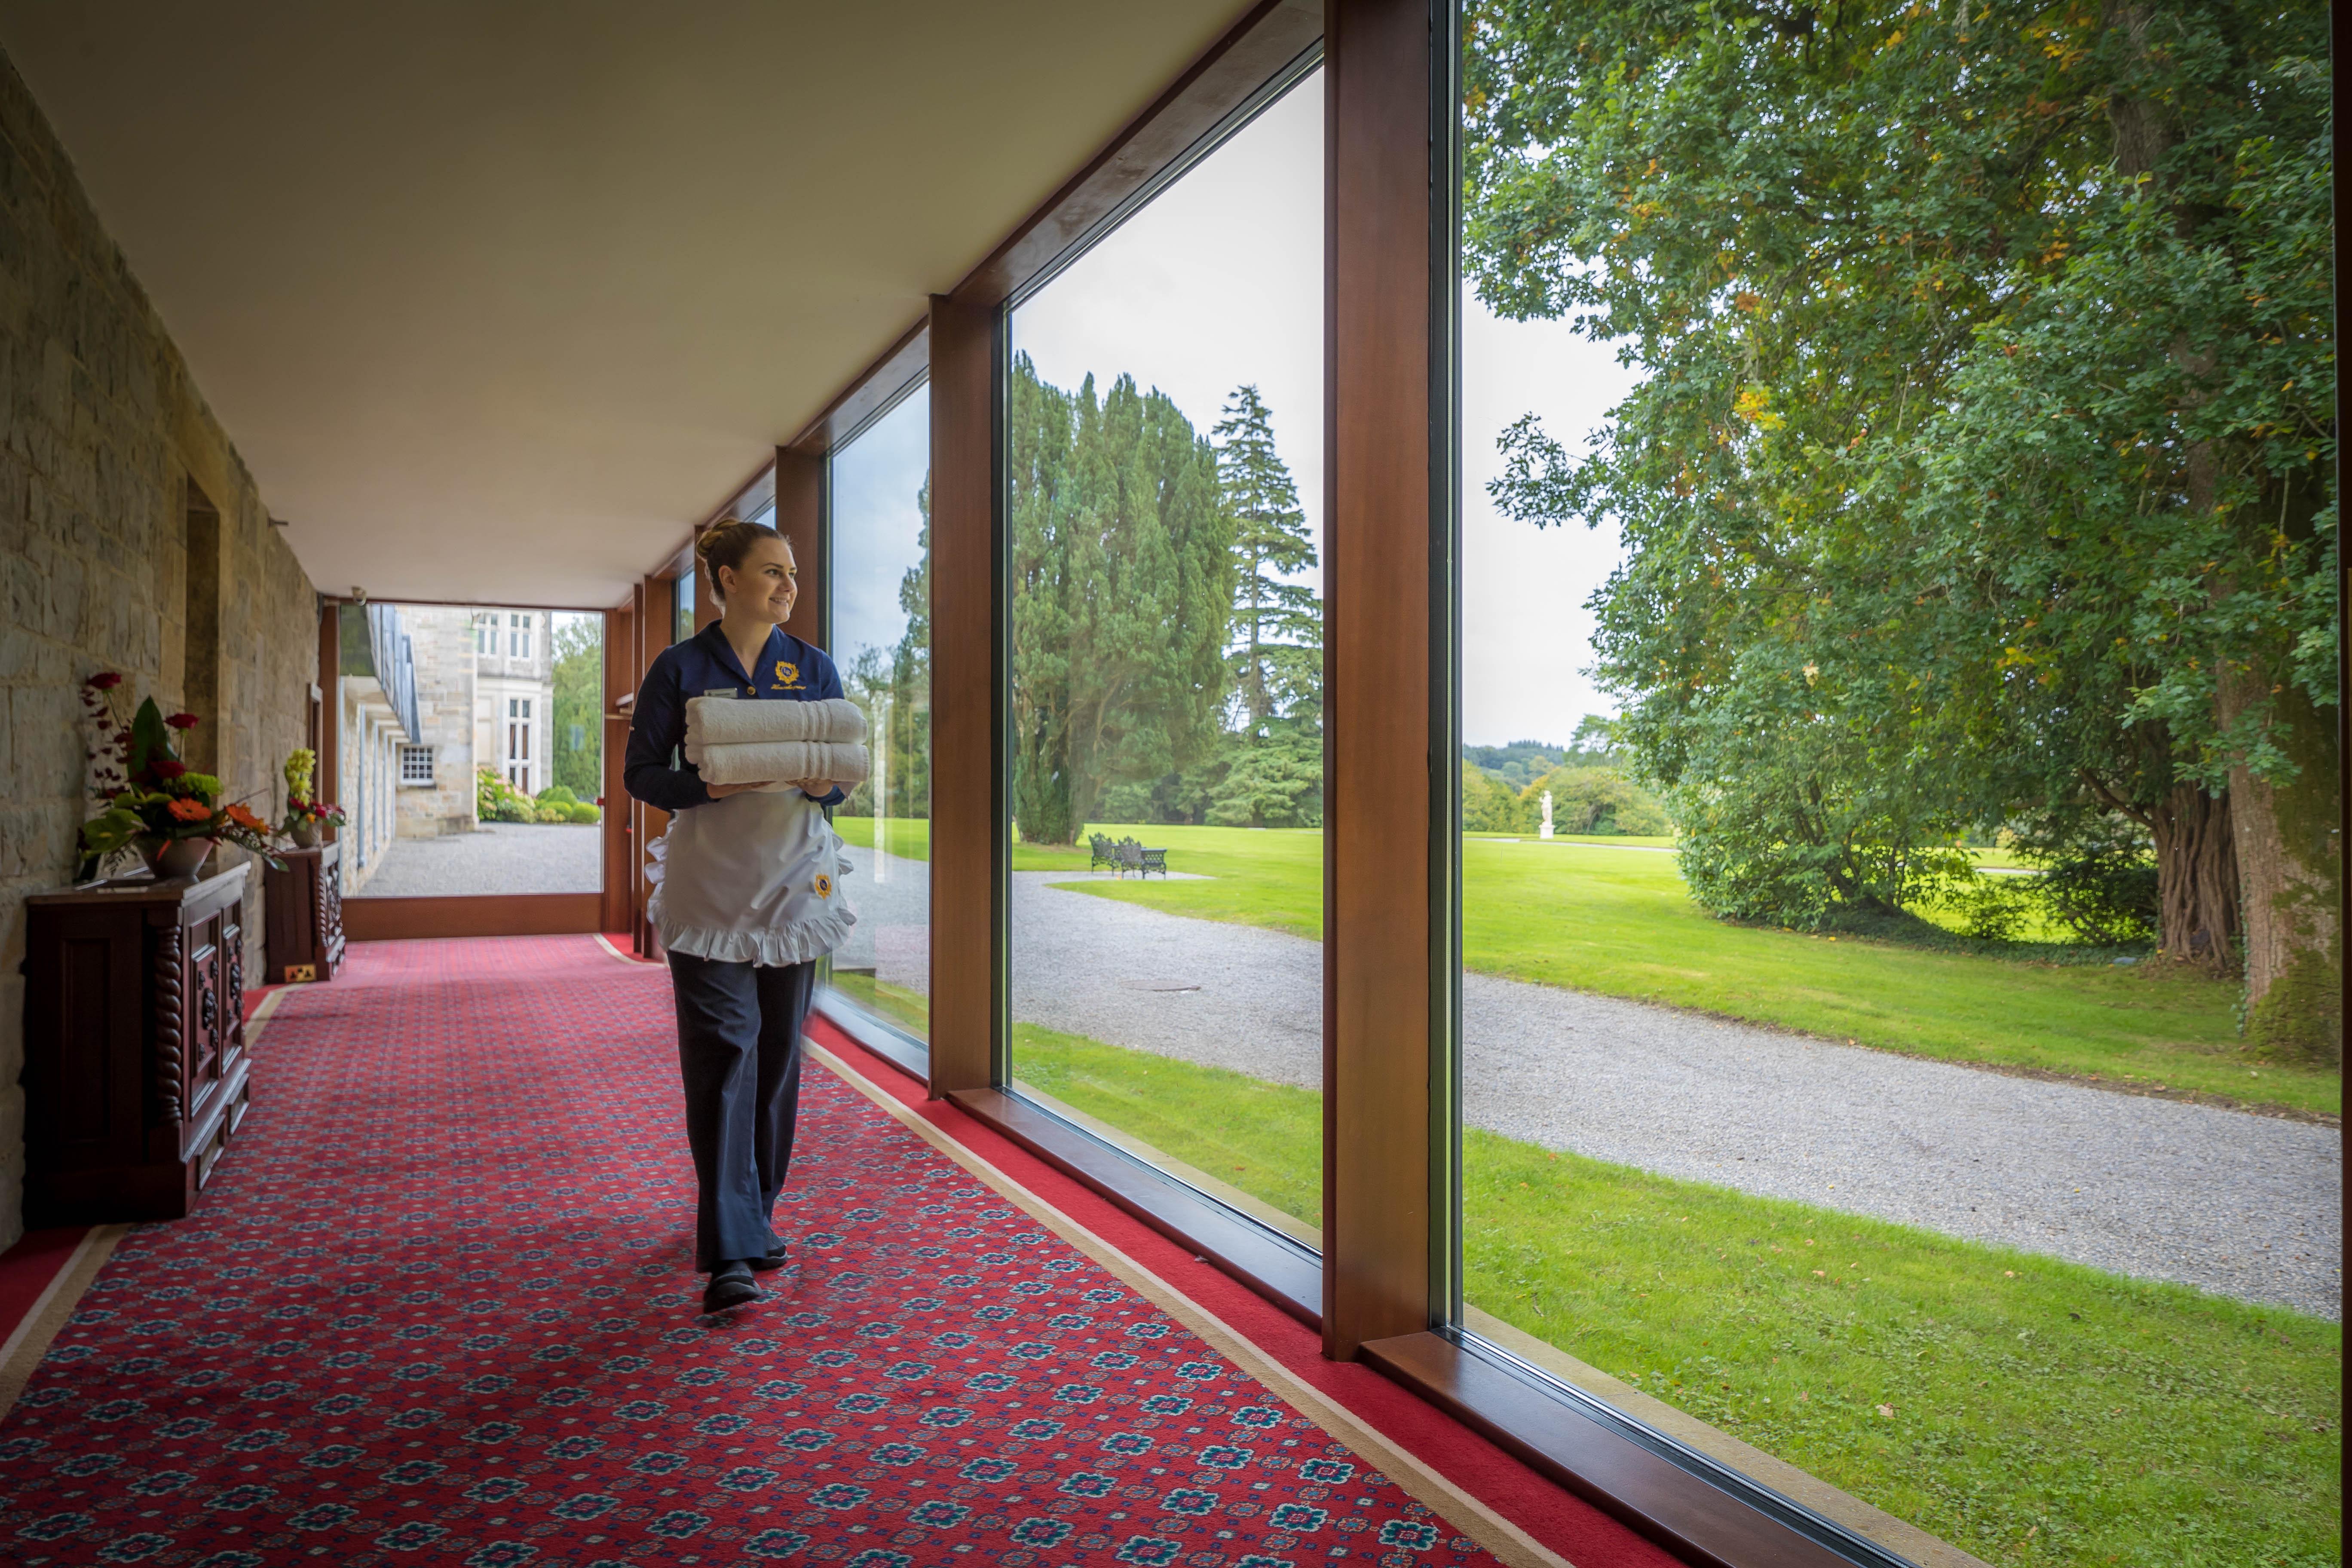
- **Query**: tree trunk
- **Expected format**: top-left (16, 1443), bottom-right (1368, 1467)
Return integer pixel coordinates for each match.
top-left (2220, 665), bottom-right (2342, 1065)
top-left (2148, 784), bottom-right (2239, 972)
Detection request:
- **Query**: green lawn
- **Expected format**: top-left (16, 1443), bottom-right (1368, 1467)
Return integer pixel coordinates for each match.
top-left (950, 822), bottom-right (2323, 1115)
top-left (1009, 1025), bottom-right (2341, 1568)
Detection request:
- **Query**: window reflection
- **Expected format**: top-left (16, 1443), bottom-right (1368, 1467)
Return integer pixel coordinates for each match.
top-left (826, 390), bottom-right (933, 1043)
top-left (1455, 3), bottom-right (2340, 1562)
top-left (1005, 71), bottom-right (1326, 1242)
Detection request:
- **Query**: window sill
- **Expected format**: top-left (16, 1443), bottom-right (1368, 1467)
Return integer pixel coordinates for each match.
top-left (1358, 1329), bottom-right (1938, 1568)
top-left (942, 1084), bottom-right (1321, 1328)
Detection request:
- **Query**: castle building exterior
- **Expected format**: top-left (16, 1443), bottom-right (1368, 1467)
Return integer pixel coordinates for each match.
top-left (334, 604), bottom-right (555, 892)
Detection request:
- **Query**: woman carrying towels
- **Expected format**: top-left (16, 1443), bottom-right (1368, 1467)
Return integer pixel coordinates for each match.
top-left (624, 517), bottom-right (863, 1313)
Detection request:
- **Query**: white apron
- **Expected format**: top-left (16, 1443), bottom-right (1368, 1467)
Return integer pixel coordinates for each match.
top-left (645, 789), bottom-right (856, 967)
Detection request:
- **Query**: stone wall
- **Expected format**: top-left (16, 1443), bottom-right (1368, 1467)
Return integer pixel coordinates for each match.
top-left (0, 49), bottom-right (318, 1247)
top-left (397, 607), bottom-right (478, 839)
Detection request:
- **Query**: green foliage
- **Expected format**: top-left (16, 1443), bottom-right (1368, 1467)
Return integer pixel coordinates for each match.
top-left (1008, 356), bottom-right (1234, 844)
top-left (1462, 761), bottom-right (1522, 833)
top-left (1215, 385), bottom-right (1320, 726)
top-left (476, 766), bottom-right (536, 823)
top-left (549, 616), bottom-right (603, 801)
top-left (126, 698), bottom-right (172, 778)
top-left (1204, 725), bottom-right (1322, 829)
top-left (563, 801), bottom-right (600, 824)
top-left (1520, 763), bottom-right (1671, 836)
top-left (537, 784), bottom-right (578, 807)
top-left (1465, 0), bottom-right (2337, 940)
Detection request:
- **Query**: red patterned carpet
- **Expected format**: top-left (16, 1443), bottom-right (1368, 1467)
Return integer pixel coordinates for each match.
top-left (0, 936), bottom-right (1657, 1568)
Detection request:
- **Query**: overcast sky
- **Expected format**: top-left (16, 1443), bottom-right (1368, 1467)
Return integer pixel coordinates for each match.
top-left (832, 70), bottom-right (1642, 747)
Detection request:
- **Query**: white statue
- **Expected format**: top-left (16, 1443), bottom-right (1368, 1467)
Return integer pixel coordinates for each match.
top-left (1538, 789), bottom-right (1555, 839)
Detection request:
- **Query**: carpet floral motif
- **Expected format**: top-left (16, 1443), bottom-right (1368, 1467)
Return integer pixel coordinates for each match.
top-left (0, 938), bottom-right (1494, 1566)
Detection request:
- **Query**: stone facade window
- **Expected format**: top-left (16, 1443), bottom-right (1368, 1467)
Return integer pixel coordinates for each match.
top-left (398, 745), bottom-right (434, 786)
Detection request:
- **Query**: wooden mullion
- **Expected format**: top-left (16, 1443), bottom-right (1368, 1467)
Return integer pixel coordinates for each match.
top-left (925, 293), bottom-right (1002, 1097)
top-left (1322, 0), bottom-right (1440, 1359)
top-left (774, 449), bottom-right (825, 649)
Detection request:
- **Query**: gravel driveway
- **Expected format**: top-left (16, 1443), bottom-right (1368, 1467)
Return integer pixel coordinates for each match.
top-left (355, 821), bottom-right (602, 897)
top-left (834, 844), bottom-right (2342, 1318)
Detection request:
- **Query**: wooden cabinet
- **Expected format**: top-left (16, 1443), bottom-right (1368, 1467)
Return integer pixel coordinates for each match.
top-left (21, 864), bottom-right (253, 1223)
top-left (264, 842), bottom-right (344, 983)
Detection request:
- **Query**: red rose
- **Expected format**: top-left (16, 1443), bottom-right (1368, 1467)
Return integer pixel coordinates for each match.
top-left (86, 672), bottom-right (123, 690)
top-left (165, 712), bottom-right (200, 730)
top-left (150, 758), bottom-right (187, 780)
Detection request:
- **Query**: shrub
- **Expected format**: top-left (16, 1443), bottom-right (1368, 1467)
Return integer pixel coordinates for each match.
top-left (538, 784), bottom-right (578, 807)
top-left (475, 766), bottom-right (536, 823)
top-left (562, 802), bottom-right (600, 824)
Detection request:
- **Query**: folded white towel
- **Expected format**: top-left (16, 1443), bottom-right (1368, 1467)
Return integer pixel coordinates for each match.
top-left (692, 739), bottom-right (871, 787)
top-left (685, 695), bottom-right (867, 748)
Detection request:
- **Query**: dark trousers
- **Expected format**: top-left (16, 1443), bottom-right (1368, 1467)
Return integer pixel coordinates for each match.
top-left (665, 952), bottom-right (816, 1272)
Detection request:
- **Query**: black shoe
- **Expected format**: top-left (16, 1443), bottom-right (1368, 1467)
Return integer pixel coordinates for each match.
top-left (702, 1260), bottom-right (760, 1312)
top-left (747, 1242), bottom-right (789, 1274)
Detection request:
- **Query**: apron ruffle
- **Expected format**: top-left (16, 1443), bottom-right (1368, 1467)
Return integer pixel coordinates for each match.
top-left (645, 790), bottom-right (856, 968)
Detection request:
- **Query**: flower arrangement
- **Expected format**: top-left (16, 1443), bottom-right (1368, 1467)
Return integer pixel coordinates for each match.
top-left (78, 674), bottom-right (282, 878)
top-left (279, 747), bottom-right (346, 846)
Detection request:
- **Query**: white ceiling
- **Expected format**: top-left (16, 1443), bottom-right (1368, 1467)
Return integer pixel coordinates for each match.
top-left (0, 1), bottom-right (1251, 607)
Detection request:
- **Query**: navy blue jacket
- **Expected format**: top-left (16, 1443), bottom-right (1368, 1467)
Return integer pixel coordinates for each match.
top-left (623, 622), bottom-right (849, 814)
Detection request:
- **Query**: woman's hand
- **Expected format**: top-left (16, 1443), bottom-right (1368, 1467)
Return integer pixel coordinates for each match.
top-left (793, 779), bottom-right (834, 798)
top-left (706, 781), bottom-right (774, 799)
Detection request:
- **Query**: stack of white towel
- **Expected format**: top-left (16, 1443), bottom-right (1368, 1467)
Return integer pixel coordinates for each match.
top-left (685, 696), bottom-right (870, 789)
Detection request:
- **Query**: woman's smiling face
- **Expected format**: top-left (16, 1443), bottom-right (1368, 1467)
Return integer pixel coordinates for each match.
top-left (720, 536), bottom-right (797, 625)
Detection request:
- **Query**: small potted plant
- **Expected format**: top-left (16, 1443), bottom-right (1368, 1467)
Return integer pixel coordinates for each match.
top-left (279, 748), bottom-right (347, 848)
top-left (283, 796), bottom-right (348, 848)
top-left (77, 677), bottom-right (280, 879)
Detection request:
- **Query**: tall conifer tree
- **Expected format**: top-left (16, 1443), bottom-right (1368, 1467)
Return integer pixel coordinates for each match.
top-left (1213, 385), bottom-right (1320, 728)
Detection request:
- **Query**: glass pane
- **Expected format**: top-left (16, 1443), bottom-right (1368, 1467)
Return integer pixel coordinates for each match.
top-left (827, 391), bottom-right (932, 1043)
top-left (1005, 73), bottom-right (1325, 1243)
top-left (676, 564), bottom-right (698, 644)
top-left (337, 603), bottom-right (604, 896)
top-left (1455, 7), bottom-right (2340, 1563)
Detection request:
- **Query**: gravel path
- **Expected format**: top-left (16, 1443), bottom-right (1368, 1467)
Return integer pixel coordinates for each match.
top-left (833, 845), bottom-right (2342, 1317)
top-left (356, 822), bottom-right (602, 897)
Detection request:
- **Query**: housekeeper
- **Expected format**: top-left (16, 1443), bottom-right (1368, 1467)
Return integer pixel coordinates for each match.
top-left (624, 517), bottom-right (855, 1314)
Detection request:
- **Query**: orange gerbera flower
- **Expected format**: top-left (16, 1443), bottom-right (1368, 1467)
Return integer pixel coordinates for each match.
top-left (166, 797), bottom-right (212, 823)
top-left (225, 802), bottom-right (266, 831)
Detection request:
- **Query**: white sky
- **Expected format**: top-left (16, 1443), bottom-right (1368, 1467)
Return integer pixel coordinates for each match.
top-left (830, 389), bottom-right (930, 667)
top-left (827, 69), bottom-right (1643, 747)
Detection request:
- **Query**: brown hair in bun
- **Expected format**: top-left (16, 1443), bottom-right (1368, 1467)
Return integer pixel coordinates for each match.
top-left (695, 517), bottom-right (788, 603)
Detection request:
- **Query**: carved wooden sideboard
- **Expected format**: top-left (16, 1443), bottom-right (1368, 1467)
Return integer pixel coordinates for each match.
top-left (264, 842), bottom-right (344, 983)
top-left (21, 864), bottom-right (253, 1222)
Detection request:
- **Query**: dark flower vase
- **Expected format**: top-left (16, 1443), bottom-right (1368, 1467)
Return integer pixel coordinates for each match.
top-left (138, 837), bottom-right (214, 879)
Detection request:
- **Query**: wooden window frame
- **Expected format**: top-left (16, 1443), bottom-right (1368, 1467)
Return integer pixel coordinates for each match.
top-left (667, 3), bottom-right (1963, 1561)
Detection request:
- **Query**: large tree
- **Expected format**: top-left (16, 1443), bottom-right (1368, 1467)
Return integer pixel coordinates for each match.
top-left (1008, 357), bottom-right (1234, 843)
top-left (1467, 0), bottom-right (2335, 1051)
top-left (1207, 384), bottom-right (1324, 829)
top-left (1215, 385), bottom-right (1321, 725)
top-left (548, 615), bottom-right (602, 801)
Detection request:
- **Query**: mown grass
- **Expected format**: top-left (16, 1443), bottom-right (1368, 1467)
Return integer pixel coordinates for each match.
top-left (843, 819), bottom-right (2315, 1114)
top-left (1007, 1025), bottom-right (2342, 1568)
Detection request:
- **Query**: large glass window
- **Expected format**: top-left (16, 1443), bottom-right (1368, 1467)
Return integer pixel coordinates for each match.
top-left (336, 603), bottom-right (603, 897)
top-left (1004, 70), bottom-right (1326, 1243)
top-left (1453, 5), bottom-right (2339, 1563)
top-left (827, 390), bottom-right (933, 1045)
